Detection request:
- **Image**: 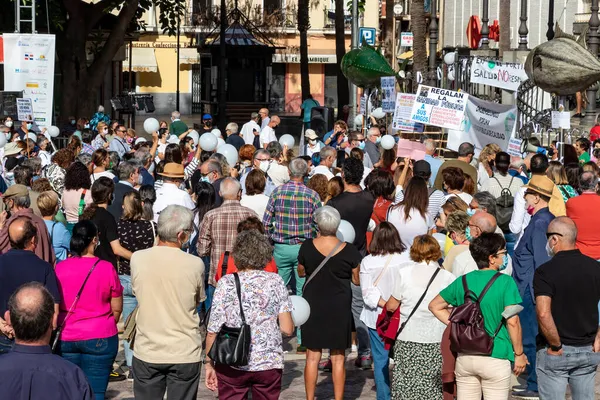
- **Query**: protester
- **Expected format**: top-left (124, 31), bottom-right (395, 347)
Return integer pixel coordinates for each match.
top-left (92, 122), bottom-right (110, 150)
top-left (312, 146), bottom-right (336, 180)
top-left (442, 211), bottom-right (470, 272)
top-left (534, 217), bottom-right (600, 399)
top-left (263, 158), bottom-right (322, 352)
top-left (259, 108), bottom-right (271, 130)
top-left (364, 169), bottom-right (395, 238)
top-left (0, 283), bottom-right (93, 399)
top-left (442, 166), bottom-right (473, 204)
top-left (238, 169), bottom-right (269, 218)
top-left (62, 162), bottom-right (93, 233)
top-left (323, 121), bottom-right (349, 150)
top-left (326, 176), bottom-right (344, 204)
top-left (37, 136), bottom-right (52, 167)
top-left (91, 149), bottom-right (116, 183)
top-left (196, 160), bottom-right (224, 206)
top-left (360, 222), bottom-right (411, 400)
top-left (395, 160), bottom-right (446, 224)
top-left (198, 178), bottom-right (257, 309)
top-left (109, 125), bottom-right (131, 159)
top-left (307, 173), bottom-right (329, 202)
top-left (365, 127), bottom-right (382, 165)
top-left (566, 171), bottom-right (600, 259)
top-left (385, 235), bottom-right (455, 399)
top-left (169, 111), bottom-right (189, 137)
top-left (38, 191), bottom-right (71, 263)
top-left (434, 142), bottom-right (478, 191)
top-left (299, 206), bottom-right (361, 400)
top-left (80, 178), bottom-right (132, 269)
top-left (80, 129), bottom-right (95, 155)
top-left (135, 148), bottom-right (155, 187)
top-left (14, 164), bottom-right (42, 217)
top-left (387, 177), bottom-right (431, 248)
top-left (131, 205), bottom-right (205, 399)
top-left (423, 138), bottom-right (443, 186)
top-left (55, 220), bottom-right (122, 400)
top-left (477, 143), bottom-right (501, 189)
top-left (47, 148), bottom-right (75, 196)
top-left (547, 161), bottom-right (578, 202)
top-left (153, 163), bottom-right (195, 221)
top-left (482, 151), bottom-right (523, 198)
top-left (205, 230), bottom-right (293, 399)
top-left (107, 160), bottom-right (139, 220)
top-left (513, 174), bottom-right (557, 398)
top-left (260, 115), bottom-right (279, 148)
top-left (575, 137), bottom-right (591, 165)
top-left (225, 122), bottom-right (244, 151)
top-left (305, 129), bottom-right (324, 157)
top-left (430, 233), bottom-right (527, 400)
top-left (241, 112), bottom-right (262, 145)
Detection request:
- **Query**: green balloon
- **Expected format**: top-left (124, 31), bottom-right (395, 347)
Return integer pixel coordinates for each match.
top-left (341, 44), bottom-right (397, 88)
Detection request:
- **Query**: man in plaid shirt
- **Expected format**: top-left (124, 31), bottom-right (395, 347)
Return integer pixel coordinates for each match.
top-left (197, 178), bottom-right (258, 308)
top-left (263, 157), bottom-right (322, 351)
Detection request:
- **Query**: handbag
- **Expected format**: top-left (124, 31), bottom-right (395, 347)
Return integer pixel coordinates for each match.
top-left (207, 273), bottom-right (251, 366)
top-left (388, 267), bottom-right (441, 359)
top-left (123, 306), bottom-right (138, 349)
top-left (303, 241), bottom-right (344, 290)
top-left (51, 258), bottom-right (101, 353)
top-left (373, 255), bottom-right (399, 350)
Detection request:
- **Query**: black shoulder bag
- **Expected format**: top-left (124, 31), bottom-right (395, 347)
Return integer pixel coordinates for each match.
top-left (208, 273), bottom-right (251, 366)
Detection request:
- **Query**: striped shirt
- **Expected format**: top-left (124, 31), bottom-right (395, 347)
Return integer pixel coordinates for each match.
top-left (263, 180), bottom-right (322, 245)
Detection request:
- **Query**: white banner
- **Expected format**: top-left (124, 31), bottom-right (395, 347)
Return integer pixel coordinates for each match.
top-left (470, 57), bottom-right (528, 92)
top-left (410, 85), bottom-right (468, 130)
top-left (380, 77), bottom-right (396, 113)
top-left (3, 34), bottom-right (56, 128)
top-left (447, 96), bottom-right (517, 155)
top-left (392, 93), bottom-right (424, 132)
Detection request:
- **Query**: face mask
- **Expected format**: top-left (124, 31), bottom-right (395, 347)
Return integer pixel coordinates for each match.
top-left (137, 174), bottom-right (144, 185)
top-left (309, 140), bottom-right (316, 145)
top-left (26, 123), bottom-right (32, 130)
top-left (466, 208), bottom-right (476, 217)
top-left (5, 121), bottom-right (13, 128)
top-left (526, 205), bottom-right (535, 215)
top-left (546, 240), bottom-right (555, 257)
top-left (84, 124), bottom-right (90, 129)
top-left (358, 142), bottom-right (366, 150)
top-left (259, 160), bottom-right (271, 173)
top-left (200, 175), bottom-right (211, 184)
top-left (375, 136), bottom-right (382, 144)
top-left (332, 158), bottom-right (338, 169)
top-left (499, 254), bottom-right (509, 271)
top-left (71, 120), bottom-right (76, 125)
top-left (465, 226), bottom-right (473, 242)
top-left (126, 137), bottom-right (134, 144)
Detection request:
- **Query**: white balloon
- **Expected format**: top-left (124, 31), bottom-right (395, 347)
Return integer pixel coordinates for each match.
top-left (167, 135), bottom-right (180, 144)
top-left (371, 107), bottom-right (386, 119)
top-left (354, 114), bottom-right (364, 126)
top-left (216, 143), bottom-right (239, 166)
top-left (432, 233), bottom-right (447, 257)
top-left (143, 118), bottom-right (160, 135)
top-left (0, 133), bottom-right (7, 149)
top-left (289, 295), bottom-right (311, 327)
top-left (279, 134), bottom-right (295, 148)
top-left (444, 52), bottom-right (456, 65)
top-left (381, 135), bottom-right (396, 150)
top-left (211, 128), bottom-right (222, 138)
top-left (27, 132), bottom-right (37, 141)
top-left (336, 220), bottom-right (356, 243)
top-left (199, 133), bottom-right (218, 151)
top-left (217, 137), bottom-right (226, 148)
top-left (48, 125), bottom-right (60, 138)
top-left (187, 130), bottom-right (200, 145)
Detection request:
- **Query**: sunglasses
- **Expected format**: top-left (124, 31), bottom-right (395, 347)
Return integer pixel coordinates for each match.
top-left (546, 232), bottom-right (563, 239)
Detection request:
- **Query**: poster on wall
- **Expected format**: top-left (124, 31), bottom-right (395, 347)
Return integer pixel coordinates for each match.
top-left (447, 96), bottom-right (517, 154)
top-left (470, 57), bottom-right (528, 92)
top-left (410, 85), bottom-right (468, 130)
top-left (2, 33), bottom-right (56, 128)
top-left (380, 77), bottom-right (396, 113)
top-left (392, 93), bottom-right (424, 132)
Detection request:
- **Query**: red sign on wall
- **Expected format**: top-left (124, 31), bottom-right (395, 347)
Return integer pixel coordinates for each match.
top-left (0, 36), bottom-right (4, 64)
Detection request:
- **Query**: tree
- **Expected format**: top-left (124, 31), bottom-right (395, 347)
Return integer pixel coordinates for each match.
top-left (411, 0), bottom-right (427, 90)
top-left (335, 0), bottom-right (349, 113)
top-left (384, 0), bottom-right (394, 64)
top-left (499, 0), bottom-right (511, 54)
top-left (298, 0), bottom-right (311, 102)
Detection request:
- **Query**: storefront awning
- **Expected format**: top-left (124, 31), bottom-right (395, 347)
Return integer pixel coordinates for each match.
top-left (123, 48), bottom-right (158, 73)
top-left (179, 48), bottom-right (200, 65)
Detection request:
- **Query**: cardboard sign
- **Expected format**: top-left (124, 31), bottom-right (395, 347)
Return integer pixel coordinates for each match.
top-left (16, 98), bottom-right (33, 121)
top-left (396, 138), bottom-right (426, 160)
top-left (410, 85), bottom-right (468, 130)
top-left (380, 77), bottom-right (396, 113)
top-left (507, 138), bottom-right (524, 157)
top-left (392, 93), bottom-right (424, 132)
top-left (470, 57), bottom-right (528, 92)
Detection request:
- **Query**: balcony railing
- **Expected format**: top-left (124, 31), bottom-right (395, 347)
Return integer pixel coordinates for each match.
top-left (189, 5), bottom-right (297, 30)
top-left (324, 9), bottom-right (352, 30)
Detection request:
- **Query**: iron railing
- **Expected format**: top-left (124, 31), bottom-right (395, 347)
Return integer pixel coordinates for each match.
top-left (324, 9), bottom-right (352, 30)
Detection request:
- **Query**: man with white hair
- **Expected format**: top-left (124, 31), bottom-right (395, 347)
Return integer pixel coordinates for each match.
top-left (312, 146), bottom-right (336, 180)
top-left (90, 105), bottom-right (110, 132)
top-left (364, 127), bottom-right (381, 165)
top-left (197, 178), bottom-right (257, 309)
top-left (225, 122), bottom-right (244, 151)
top-left (169, 111), bottom-right (189, 137)
top-left (423, 138), bottom-right (443, 186)
top-left (263, 158), bottom-right (322, 352)
top-left (131, 205), bottom-right (205, 399)
top-left (260, 115), bottom-right (279, 149)
top-left (241, 112), bottom-right (262, 145)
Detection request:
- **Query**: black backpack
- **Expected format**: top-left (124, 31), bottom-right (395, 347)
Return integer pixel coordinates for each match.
top-left (493, 176), bottom-right (514, 233)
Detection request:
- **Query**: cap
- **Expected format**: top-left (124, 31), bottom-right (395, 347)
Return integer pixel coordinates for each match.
top-left (522, 175), bottom-right (557, 198)
top-left (305, 129), bottom-right (318, 140)
top-left (413, 160), bottom-right (431, 178)
top-left (160, 163), bottom-right (185, 178)
top-left (202, 114), bottom-right (212, 120)
top-left (3, 184), bottom-right (28, 199)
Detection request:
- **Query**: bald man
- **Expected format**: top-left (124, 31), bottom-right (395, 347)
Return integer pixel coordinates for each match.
top-left (0, 282), bottom-right (92, 399)
top-left (259, 108), bottom-right (270, 130)
top-left (451, 211), bottom-right (514, 277)
top-left (260, 115), bottom-right (279, 149)
top-left (534, 217), bottom-right (600, 399)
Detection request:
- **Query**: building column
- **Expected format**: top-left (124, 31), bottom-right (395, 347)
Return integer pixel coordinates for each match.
top-left (428, 0), bottom-right (438, 85)
top-left (584, 0), bottom-right (600, 124)
top-left (480, 0), bottom-right (490, 49)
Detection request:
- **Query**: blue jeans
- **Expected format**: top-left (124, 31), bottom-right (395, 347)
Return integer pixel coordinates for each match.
top-left (537, 345), bottom-right (600, 400)
top-left (521, 285), bottom-right (539, 392)
top-left (368, 328), bottom-right (390, 400)
top-left (0, 334), bottom-right (13, 355)
top-left (59, 335), bottom-right (119, 400)
top-left (119, 274), bottom-right (138, 368)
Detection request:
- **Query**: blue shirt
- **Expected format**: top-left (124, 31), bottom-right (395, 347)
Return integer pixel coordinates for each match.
top-left (44, 220), bottom-right (71, 263)
top-left (0, 344), bottom-right (93, 400)
top-left (424, 154), bottom-right (443, 187)
top-left (301, 98), bottom-right (320, 122)
top-left (226, 134), bottom-right (245, 151)
top-left (109, 136), bottom-right (131, 159)
top-left (0, 249), bottom-right (61, 315)
top-left (140, 167), bottom-right (155, 186)
top-left (508, 169), bottom-right (529, 184)
top-left (513, 207), bottom-right (555, 299)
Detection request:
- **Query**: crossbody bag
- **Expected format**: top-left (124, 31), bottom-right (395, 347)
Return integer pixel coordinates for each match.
top-left (303, 241), bottom-right (344, 290)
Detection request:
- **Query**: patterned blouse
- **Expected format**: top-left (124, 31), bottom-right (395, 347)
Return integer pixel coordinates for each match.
top-left (117, 219), bottom-right (156, 275)
top-left (208, 270), bottom-right (292, 371)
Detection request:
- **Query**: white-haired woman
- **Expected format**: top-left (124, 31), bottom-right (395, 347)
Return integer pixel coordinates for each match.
top-left (298, 206), bottom-right (361, 400)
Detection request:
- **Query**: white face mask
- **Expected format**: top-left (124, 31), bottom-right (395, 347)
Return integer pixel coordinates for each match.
top-left (102, 128), bottom-right (108, 134)
top-left (5, 121), bottom-right (13, 128)
top-left (259, 160), bottom-right (271, 172)
top-left (137, 173), bottom-right (144, 185)
top-left (309, 139), bottom-right (316, 145)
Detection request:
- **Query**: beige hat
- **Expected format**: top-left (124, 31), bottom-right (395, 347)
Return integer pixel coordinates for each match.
top-left (160, 162), bottom-right (185, 178)
top-left (305, 129), bottom-right (318, 140)
top-left (3, 142), bottom-right (22, 157)
top-left (3, 184), bottom-right (28, 199)
top-left (523, 175), bottom-right (559, 199)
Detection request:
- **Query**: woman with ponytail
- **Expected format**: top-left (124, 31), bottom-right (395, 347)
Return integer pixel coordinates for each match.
top-left (55, 220), bottom-right (123, 400)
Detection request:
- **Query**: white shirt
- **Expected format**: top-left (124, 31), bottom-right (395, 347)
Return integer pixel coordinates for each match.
top-left (266, 163), bottom-right (290, 187)
top-left (39, 150), bottom-right (52, 167)
top-left (452, 248), bottom-right (513, 277)
top-left (359, 252), bottom-right (412, 329)
top-left (482, 173), bottom-right (524, 199)
top-left (312, 165), bottom-right (334, 180)
top-left (477, 162), bottom-right (491, 190)
top-left (91, 170), bottom-right (116, 182)
top-left (387, 205), bottom-right (432, 248)
top-left (306, 142), bottom-right (322, 157)
top-left (261, 116), bottom-right (270, 131)
top-left (392, 262), bottom-right (456, 343)
top-left (260, 126), bottom-right (277, 146)
top-left (240, 194), bottom-right (270, 219)
top-left (155, 142), bottom-right (167, 165)
top-left (153, 182), bottom-right (195, 222)
top-left (509, 186), bottom-right (531, 246)
top-left (241, 120), bottom-right (261, 145)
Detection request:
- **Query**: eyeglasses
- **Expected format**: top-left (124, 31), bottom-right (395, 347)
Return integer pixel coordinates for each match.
top-left (546, 232), bottom-right (563, 239)
top-left (255, 157), bottom-right (270, 162)
top-left (495, 249), bottom-right (508, 257)
top-left (118, 130), bottom-right (127, 133)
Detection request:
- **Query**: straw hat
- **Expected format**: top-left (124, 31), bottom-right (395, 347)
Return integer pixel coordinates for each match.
top-left (160, 163), bottom-right (185, 178)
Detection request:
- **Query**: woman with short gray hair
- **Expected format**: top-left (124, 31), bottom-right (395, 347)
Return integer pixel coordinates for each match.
top-left (298, 205), bottom-right (361, 399)
top-left (205, 230), bottom-right (294, 399)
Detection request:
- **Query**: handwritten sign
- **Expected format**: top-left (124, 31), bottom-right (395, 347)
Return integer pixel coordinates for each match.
top-left (381, 77), bottom-right (396, 113)
top-left (392, 93), bottom-right (424, 132)
top-left (470, 57), bottom-right (528, 92)
top-left (16, 98), bottom-right (33, 122)
top-left (410, 85), bottom-right (468, 131)
top-left (551, 111), bottom-right (571, 129)
top-left (507, 138), bottom-right (524, 157)
top-left (396, 138), bottom-right (426, 160)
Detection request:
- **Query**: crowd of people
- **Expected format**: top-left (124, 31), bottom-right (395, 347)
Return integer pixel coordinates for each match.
top-left (0, 106), bottom-right (600, 400)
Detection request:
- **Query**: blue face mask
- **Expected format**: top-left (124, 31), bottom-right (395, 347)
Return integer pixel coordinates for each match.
top-left (26, 123), bottom-right (32, 130)
top-left (200, 176), bottom-right (211, 184)
top-left (499, 253), bottom-right (508, 271)
top-left (465, 226), bottom-right (473, 242)
top-left (466, 208), bottom-right (476, 217)
top-left (84, 123), bottom-right (90, 129)
top-left (375, 136), bottom-right (382, 144)
top-left (358, 142), bottom-right (366, 150)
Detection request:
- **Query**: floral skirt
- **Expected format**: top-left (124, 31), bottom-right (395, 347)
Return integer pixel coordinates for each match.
top-left (391, 340), bottom-right (443, 400)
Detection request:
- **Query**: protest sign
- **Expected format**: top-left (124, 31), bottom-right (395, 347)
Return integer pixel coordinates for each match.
top-left (507, 138), bottom-right (524, 157)
top-left (396, 139), bottom-right (426, 160)
top-left (447, 96), bottom-right (517, 155)
top-left (470, 57), bottom-right (528, 92)
top-left (392, 93), bottom-right (424, 132)
top-left (16, 98), bottom-right (33, 121)
top-left (410, 85), bottom-right (468, 130)
top-left (400, 32), bottom-right (413, 47)
top-left (551, 111), bottom-right (570, 129)
top-left (381, 77), bottom-right (396, 113)
top-left (359, 94), bottom-right (367, 114)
